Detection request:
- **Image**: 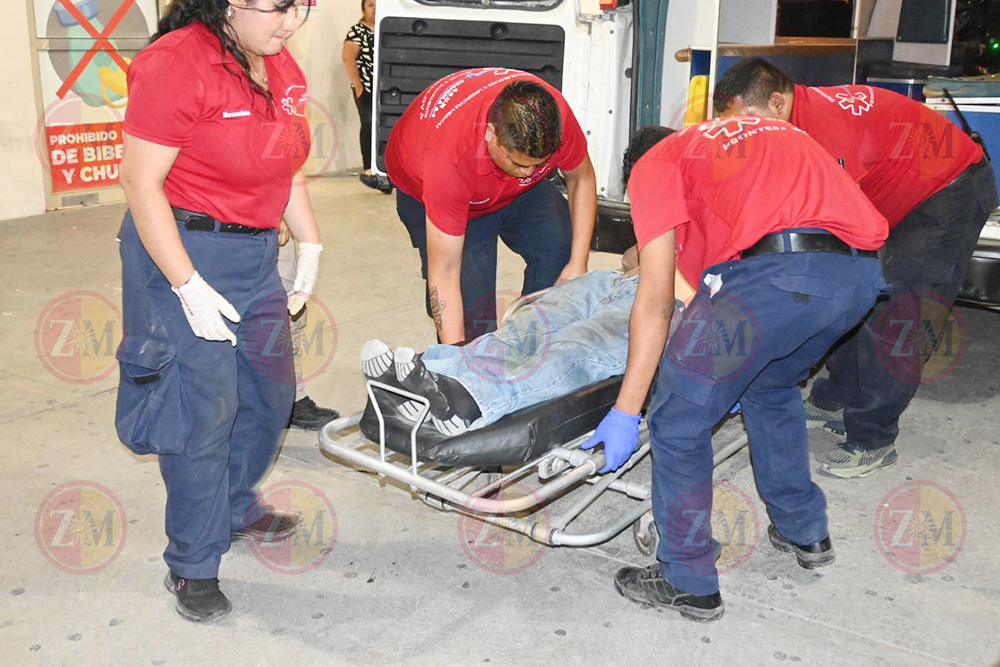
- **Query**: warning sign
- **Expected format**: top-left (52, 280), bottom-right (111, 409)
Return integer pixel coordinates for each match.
top-left (46, 122), bottom-right (124, 192)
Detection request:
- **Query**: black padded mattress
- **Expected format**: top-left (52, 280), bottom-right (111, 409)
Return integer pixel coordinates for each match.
top-left (358, 376), bottom-right (624, 468)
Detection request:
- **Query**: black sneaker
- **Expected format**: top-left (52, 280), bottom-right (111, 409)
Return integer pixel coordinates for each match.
top-left (164, 572), bottom-right (232, 623)
top-left (395, 349), bottom-right (481, 423)
top-left (288, 396), bottom-right (341, 431)
top-left (767, 524), bottom-right (836, 569)
top-left (233, 510), bottom-right (301, 543)
top-left (613, 563), bottom-right (725, 622)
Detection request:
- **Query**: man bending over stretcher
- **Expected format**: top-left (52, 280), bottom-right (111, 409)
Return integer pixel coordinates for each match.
top-left (362, 130), bottom-right (694, 436)
top-left (361, 250), bottom-right (696, 436)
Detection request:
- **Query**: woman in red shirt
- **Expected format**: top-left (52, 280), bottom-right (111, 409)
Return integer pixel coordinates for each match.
top-left (115, 0), bottom-right (321, 623)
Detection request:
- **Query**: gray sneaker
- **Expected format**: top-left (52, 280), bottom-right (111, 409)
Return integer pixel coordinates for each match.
top-left (804, 397), bottom-right (843, 429)
top-left (819, 443), bottom-right (897, 479)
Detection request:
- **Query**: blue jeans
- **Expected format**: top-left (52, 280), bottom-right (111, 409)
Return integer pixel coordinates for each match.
top-left (810, 160), bottom-right (998, 447)
top-left (647, 251), bottom-right (887, 595)
top-left (116, 212), bottom-right (294, 579)
top-left (422, 272), bottom-right (653, 427)
top-left (396, 178), bottom-right (572, 340)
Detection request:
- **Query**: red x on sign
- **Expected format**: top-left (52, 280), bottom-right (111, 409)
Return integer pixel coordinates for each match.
top-left (55, 0), bottom-right (136, 100)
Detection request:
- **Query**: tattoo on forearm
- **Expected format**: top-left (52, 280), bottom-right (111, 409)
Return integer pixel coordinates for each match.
top-left (429, 288), bottom-right (446, 333)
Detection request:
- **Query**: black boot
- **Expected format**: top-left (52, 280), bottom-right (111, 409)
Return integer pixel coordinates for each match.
top-left (395, 350), bottom-right (481, 423)
top-left (288, 396), bottom-right (341, 430)
top-left (232, 509), bottom-right (302, 543)
top-left (614, 563), bottom-right (724, 622)
top-left (767, 524), bottom-right (835, 569)
top-left (164, 572), bottom-right (232, 623)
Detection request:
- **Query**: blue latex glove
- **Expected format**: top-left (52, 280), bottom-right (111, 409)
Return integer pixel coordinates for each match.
top-left (581, 408), bottom-right (641, 474)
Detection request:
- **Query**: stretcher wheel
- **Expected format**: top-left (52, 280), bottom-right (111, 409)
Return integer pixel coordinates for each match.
top-left (632, 511), bottom-right (658, 557)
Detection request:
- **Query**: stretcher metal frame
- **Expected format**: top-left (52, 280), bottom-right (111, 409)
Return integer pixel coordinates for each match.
top-left (318, 383), bottom-right (750, 551)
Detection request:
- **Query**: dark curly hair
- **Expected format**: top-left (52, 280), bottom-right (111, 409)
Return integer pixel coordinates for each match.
top-left (622, 126), bottom-right (675, 187)
top-left (487, 80), bottom-right (562, 158)
top-left (152, 0), bottom-right (302, 110)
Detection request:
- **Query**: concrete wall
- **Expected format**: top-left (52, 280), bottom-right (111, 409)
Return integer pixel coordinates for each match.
top-left (287, 3), bottom-right (365, 174)
top-left (0, 1), bottom-right (47, 221)
top-left (0, 0), bottom-right (361, 225)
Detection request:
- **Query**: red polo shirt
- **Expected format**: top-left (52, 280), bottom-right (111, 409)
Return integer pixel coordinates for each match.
top-left (384, 68), bottom-right (589, 235)
top-left (629, 117), bottom-right (888, 287)
top-left (124, 22), bottom-right (310, 229)
top-left (791, 84), bottom-right (982, 227)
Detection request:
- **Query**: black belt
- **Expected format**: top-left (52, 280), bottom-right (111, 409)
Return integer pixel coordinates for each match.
top-left (171, 207), bottom-right (270, 236)
top-left (947, 156), bottom-right (989, 188)
top-left (742, 231), bottom-right (878, 259)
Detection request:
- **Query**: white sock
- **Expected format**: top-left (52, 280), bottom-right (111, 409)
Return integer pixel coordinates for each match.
top-left (361, 340), bottom-right (422, 421)
top-left (394, 347), bottom-right (416, 383)
top-left (432, 415), bottom-right (471, 437)
top-left (398, 400), bottom-right (425, 422)
top-left (361, 339), bottom-right (393, 380)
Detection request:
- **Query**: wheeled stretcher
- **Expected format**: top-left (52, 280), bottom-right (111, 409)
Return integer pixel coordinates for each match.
top-left (318, 294), bottom-right (751, 555)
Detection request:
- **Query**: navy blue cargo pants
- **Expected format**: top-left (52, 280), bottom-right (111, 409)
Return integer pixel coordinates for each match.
top-left (115, 211), bottom-right (294, 579)
top-left (648, 247), bottom-right (887, 595)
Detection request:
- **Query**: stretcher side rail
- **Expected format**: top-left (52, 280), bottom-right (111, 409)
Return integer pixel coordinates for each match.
top-left (319, 382), bottom-right (750, 549)
top-left (324, 381), bottom-right (607, 515)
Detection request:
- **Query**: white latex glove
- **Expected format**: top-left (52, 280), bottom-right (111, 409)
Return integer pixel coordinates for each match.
top-left (171, 271), bottom-right (241, 346)
top-left (288, 241), bottom-right (323, 316)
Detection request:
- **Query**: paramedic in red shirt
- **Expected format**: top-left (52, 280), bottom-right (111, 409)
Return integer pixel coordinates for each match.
top-left (581, 120), bottom-right (888, 621)
top-left (115, 0), bottom-right (320, 623)
top-left (714, 58), bottom-right (999, 478)
top-left (385, 68), bottom-right (597, 343)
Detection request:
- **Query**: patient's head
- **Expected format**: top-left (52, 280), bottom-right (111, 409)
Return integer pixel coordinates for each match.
top-left (622, 126), bottom-right (675, 187)
top-left (622, 245), bottom-right (639, 275)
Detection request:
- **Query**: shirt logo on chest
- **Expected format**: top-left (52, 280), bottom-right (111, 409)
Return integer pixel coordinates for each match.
top-left (222, 110), bottom-right (251, 119)
top-left (281, 85), bottom-right (308, 117)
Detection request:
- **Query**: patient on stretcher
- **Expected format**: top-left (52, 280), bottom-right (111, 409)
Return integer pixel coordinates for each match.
top-left (361, 250), bottom-right (692, 437)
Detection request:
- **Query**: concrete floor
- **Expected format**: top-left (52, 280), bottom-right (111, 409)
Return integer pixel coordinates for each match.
top-left (1, 175), bottom-right (998, 666)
